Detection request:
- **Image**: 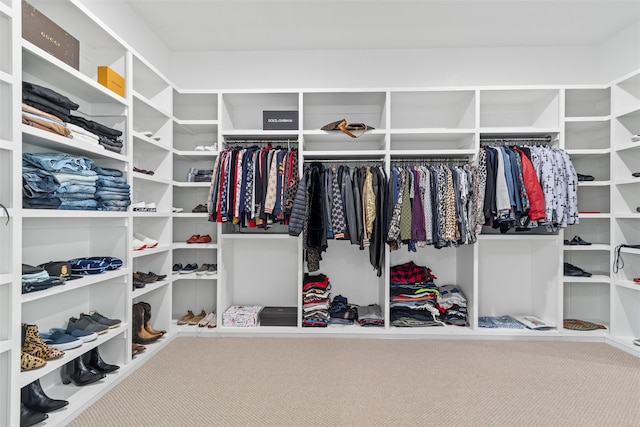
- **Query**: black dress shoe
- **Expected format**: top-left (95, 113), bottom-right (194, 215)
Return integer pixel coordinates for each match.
top-left (570, 236), bottom-right (592, 246)
top-left (21, 379), bottom-right (68, 413)
top-left (20, 403), bottom-right (47, 427)
top-left (577, 173), bottom-right (595, 181)
top-left (632, 172), bottom-right (640, 178)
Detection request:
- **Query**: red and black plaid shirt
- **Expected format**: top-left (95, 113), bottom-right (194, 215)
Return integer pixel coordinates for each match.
top-left (390, 261), bottom-right (436, 284)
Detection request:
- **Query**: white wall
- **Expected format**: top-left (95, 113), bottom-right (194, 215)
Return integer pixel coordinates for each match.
top-left (77, 0), bottom-right (171, 76)
top-left (596, 20), bottom-right (640, 83)
top-left (169, 46), bottom-right (604, 90)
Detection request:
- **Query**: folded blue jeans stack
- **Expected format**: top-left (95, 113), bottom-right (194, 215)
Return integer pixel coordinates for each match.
top-left (21, 264), bottom-right (64, 294)
top-left (93, 167), bottom-right (130, 211)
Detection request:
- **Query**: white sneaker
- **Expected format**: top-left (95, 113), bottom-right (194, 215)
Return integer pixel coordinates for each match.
top-left (134, 232), bottom-right (158, 248)
top-left (198, 312), bottom-right (215, 327)
top-left (132, 238), bottom-right (147, 251)
top-left (132, 201), bottom-right (146, 211)
top-left (144, 202), bottom-right (157, 212)
top-left (194, 145), bottom-right (205, 151)
top-left (140, 131), bottom-right (153, 137)
top-left (172, 207), bottom-right (184, 213)
top-left (632, 135), bottom-right (640, 142)
top-left (203, 145), bottom-right (217, 151)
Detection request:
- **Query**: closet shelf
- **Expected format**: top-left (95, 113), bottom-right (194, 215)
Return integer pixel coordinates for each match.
top-left (478, 127), bottom-right (561, 135)
top-left (172, 181), bottom-right (211, 188)
top-left (615, 280), bottom-right (640, 291)
top-left (221, 233), bottom-right (293, 240)
top-left (0, 273), bottom-right (12, 285)
top-left (172, 150), bottom-right (218, 161)
top-left (172, 273), bottom-right (218, 281)
top-left (578, 213), bottom-right (611, 219)
top-left (22, 125), bottom-right (129, 162)
top-left (22, 41), bottom-right (127, 105)
top-left (132, 172), bottom-right (172, 185)
top-left (389, 128), bottom-right (476, 134)
top-left (614, 142), bottom-right (640, 153)
top-left (21, 209), bottom-right (129, 219)
top-left (223, 129), bottom-right (299, 137)
top-left (131, 244), bottom-right (171, 258)
top-left (615, 178), bottom-right (640, 186)
top-left (301, 150), bottom-right (385, 159)
top-left (564, 116), bottom-right (611, 122)
top-left (132, 131), bottom-right (171, 152)
top-left (132, 91), bottom-right (172, 118)
top-left (477, 234), bottom-right (560, 241)
top-left (613, 213), bottom-right (640, 219)
top-left (578, 180), bottom-right (611, 187)
top-left (132, 211), bottom-right (172, 218)
top-left (619, 247), bottom-right (640, 255)
top-left (564, 148), bottom-right (611, 156)
top-left (131, 279), bottom-right (169, 298)
top-left (476, 328), bottom-right (561, 337)
top-left (563, 244), bottom-right (610, 251)
top-left (172, 242), bottom-right (218, 249)
top-left (173, 212), bottom-right (209, 218)
top-left (0, 340), bottom-right (11, 355)
top-left (173, 119), bottom-right (218, 135)
top-left (0, 2), bottom-right (12, 17)
top-left (561, 328), bottom-right (609, 338)
top-left (0, 138), bottom-right (13, 151)
top-left (389, 149), bottom-right (476, 158)
top-left (19, 325), bottom-right (127, 388)
top-left (614, 104), bottom-right (640, 118)
top-left (0, 70), bottom-right (12, 85)
top-left (562, 275), bottom-right (611, 283)
top-left (21, 269), bottom-right (130, 304)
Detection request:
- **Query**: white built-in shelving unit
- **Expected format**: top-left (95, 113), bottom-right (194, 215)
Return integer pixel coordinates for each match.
top-left (3, 0), bottom-right (639, 424)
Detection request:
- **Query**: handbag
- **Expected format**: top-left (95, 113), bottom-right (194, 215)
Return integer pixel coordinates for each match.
top-left (321, 119), bottom-right (374, 138)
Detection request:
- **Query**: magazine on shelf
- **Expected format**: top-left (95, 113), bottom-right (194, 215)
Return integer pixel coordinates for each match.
top-left (513, 315), bottom-right (555, 330)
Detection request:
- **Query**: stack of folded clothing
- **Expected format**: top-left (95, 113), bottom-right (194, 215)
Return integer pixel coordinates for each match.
top-left (68, 116), bottom-right (123, 153)
top-left (389, 261), bottom-right (444, 327)
top-left (187, 168), bottom-right (213, 183)
top-left (436, 285), bottom-right (468, 326)
top-left (23, 152), bottom-right (98, 210)
top-left (92, 166), bottom-right (131, 211)
top-left (328, 295), bottom-right (357, 325)
top-left (302, 274), bottom-right (331, 327)
top-left (22, 165), bottom-right (61, 209)
top-left (23, 81), bottom-right (78, 124)
top-left (357, 304), bottom-right (384, 327)
top-left (21, 264), bottom-right (64, 294)
top-left (23, 81), bottom-right (124, 153)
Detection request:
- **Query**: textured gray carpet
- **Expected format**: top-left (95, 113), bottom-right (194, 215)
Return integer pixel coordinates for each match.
top-left (70, 337), bottom-right (640, 426)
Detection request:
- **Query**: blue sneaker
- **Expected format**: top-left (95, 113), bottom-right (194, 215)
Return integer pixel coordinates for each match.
top-left (172, 263), bottom-right (183, 274)
top-left (50, 327), bottom-right (98, 343)
top-left (179, 263), bottom-right (198, 274)
top-left (40, 330), bottom-right (83, 350)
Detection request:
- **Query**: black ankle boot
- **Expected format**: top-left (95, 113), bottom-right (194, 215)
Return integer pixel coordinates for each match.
top-left (60, 355), bottom-right (105, 386)
top-left (21, 379), bottom-right (68, 413)
top-left (85, 347), bottom-right (119, 374)
top-left (20, 402), bottom-right (47, 427)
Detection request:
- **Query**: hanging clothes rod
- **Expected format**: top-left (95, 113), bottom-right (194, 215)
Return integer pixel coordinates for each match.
top-left (479, 136), bottom-right (552, 144)
top-left (303, 158), bottom-right (384, 164)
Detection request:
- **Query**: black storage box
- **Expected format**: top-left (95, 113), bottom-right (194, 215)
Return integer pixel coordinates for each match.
top-left (260, 306), bottom-right (297, 326)
top-left (262, 111), bottom-right (298, 131)
top-left (22, 0), bottom-right (80, 70)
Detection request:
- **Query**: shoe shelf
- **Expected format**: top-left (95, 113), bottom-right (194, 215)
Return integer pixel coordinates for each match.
top-left (173, 119), bottom-right (218, 133)
top-left (0, 339), bottom-right (10, 354)
top-left (173, 212), bottom-right (209, 218)
top-left (615, 177), bottom-right (640, 186)
top-left (221, 233), bottom-right (294, 240)
top-left (562, 275), bottom-right (611, 283)
top-left (131, 244), bottom-right (171, 258)
top-left (132, 279), bottom-right (170, 298)
top-left (19, 325), bottom-right (127, 388)
top-left (131, 171), bottom-right (171, 185)
top-left (301, 132), bottom-right (386, 152)
top-left (173, 273), bottom-right (218, 281)
top-left (615, 280), bottom-right (640, 291)
top-left (578, 180), bottom-right (611, 187)
top-left (132, 131), bottom-right (171, 152)
top-left (21, 209), bottom-right (129, 219)
top-left (172, 150), bottom-right (218, 162)
top-left (132, 211), bottom-right (171, 219)
top-left (132, 91), bottom-right (171, 119)
top-left (172, 242), bottom-right (218, 250)
top-left (619, 247), bottom-right (640, 256)
top-left (0, 273), bottom-right (12, 285)
top-left (563, 244), bottom-right (611, 252)
top-left (22, 125), bottom-right (128, 163)
top-left (561, 327), bottom-right (610, 339)
top-left (172, 181), bottom-right (211, 188)
top-left (578, 213), bottom-right (611, 219)
top-left (21, 269), bottom-right (130, 303)
top-left (565, 148), bottom-right (611, 156)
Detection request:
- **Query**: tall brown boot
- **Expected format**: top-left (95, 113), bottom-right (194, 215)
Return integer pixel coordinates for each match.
top-left (132, 304), bottom-right (161, 344)
top-left (139, 302), bottom-right (166, 336)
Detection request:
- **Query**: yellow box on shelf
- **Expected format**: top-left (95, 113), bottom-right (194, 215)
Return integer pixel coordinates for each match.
top-left (97, 66), bottom-right (125, 97)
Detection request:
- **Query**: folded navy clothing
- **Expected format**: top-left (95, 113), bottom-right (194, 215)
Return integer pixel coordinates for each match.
top-left (92, 166), bottom-right (124, 177)
top-left (22, 277), bottom-right (64, 293)
top-left (23, 81), bottom-right (79, 110)
top-left (68, 256), bottom-right (123, 275)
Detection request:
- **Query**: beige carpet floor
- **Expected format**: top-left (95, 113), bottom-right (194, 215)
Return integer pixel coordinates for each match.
top-left (69, 337), bottom-right (640, 427)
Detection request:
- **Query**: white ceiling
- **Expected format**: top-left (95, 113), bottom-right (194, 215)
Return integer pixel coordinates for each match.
top-left (123, 0), bottom-right (640, 52)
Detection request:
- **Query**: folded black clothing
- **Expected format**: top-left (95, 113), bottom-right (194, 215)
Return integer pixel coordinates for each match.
top-left (23, 81), bottom-right (79, 110)
top-left (193, 175), bottom-right (212, 182)
top-left (99, 142), bottom-right (122, 153)
top-left (23, 96), bottom-right (72, 122)
top-left (69, 115), bottom-right (122, 138)
top-left (98, 136), bottom-right (123, 147)
top-left (195, 169), bottom-right (213, 175)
